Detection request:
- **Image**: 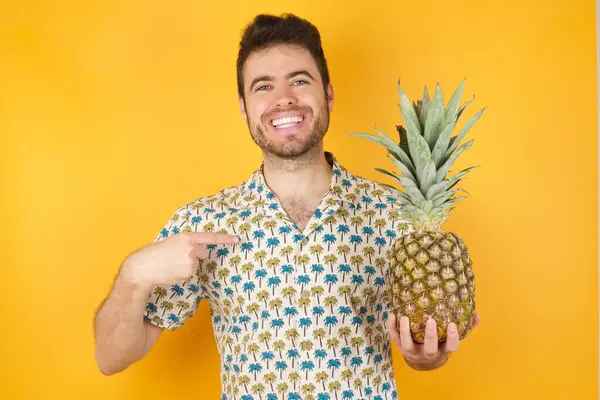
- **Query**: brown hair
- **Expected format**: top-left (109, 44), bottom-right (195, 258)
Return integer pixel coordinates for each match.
top-left (236, 13), bottom-right (331, 100)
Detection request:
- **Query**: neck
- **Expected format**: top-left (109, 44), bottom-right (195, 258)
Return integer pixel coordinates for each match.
top-left (262, 146), bottom-right (332, 202)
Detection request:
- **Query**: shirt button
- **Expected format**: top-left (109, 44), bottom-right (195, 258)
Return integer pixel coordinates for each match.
top-left (301, 291), bottom-right (310, 298)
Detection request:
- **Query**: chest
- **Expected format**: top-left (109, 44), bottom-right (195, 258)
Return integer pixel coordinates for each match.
top-left (199, 207), bottom-right (396, 318)
top-left (279, 196), bottom-right (319, 232)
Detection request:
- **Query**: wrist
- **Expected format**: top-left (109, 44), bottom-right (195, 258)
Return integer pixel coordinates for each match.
top-left (119, 256), bottom-right (153, 294)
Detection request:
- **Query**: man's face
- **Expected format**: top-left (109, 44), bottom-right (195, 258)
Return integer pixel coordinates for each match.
top-left (240, 44), bottom-right (334, 159)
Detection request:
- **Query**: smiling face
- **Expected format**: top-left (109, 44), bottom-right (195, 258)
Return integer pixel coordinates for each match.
top-left (240, 44), bottom-right (334, 160)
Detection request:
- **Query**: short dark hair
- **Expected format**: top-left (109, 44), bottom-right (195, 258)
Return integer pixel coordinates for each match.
top-left (236, 13), bottom-right (331, 100)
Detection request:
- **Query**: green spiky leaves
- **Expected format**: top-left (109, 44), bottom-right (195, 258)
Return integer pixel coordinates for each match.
top-left (348, 78), bottom-right (486, 227)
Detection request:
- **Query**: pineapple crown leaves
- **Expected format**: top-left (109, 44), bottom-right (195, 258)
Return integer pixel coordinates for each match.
top-left (348, 77), bottom-right (486, 225)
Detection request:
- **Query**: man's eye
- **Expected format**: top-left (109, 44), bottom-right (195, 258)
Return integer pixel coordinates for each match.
top-left (294, 80), bottom-right (308, 86)
top-left (256, 85), bottom-right (270, 92)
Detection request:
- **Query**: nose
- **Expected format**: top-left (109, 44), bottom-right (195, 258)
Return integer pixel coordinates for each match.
top-left (275, 86), bottom-right (297, 108)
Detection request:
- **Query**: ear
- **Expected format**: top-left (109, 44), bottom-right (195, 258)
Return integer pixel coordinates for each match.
top-left (326, 82), bottom-right (334, 111)
top-left (239, 95), bottom-right (248, 122)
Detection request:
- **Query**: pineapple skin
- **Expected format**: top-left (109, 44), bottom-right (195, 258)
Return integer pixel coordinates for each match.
top-left (389, 228), bottom-right (475, 343)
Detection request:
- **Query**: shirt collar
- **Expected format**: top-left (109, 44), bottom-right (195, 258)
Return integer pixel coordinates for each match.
top-left (237, 151), bottom-right (359, 213)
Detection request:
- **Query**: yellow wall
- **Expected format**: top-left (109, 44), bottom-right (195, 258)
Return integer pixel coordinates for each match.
top-left (1, 1), bottom-right (597, 399)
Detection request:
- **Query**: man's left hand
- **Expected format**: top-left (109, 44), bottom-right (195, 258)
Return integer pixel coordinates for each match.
top-left (386, 312), bottom-right (480, 371)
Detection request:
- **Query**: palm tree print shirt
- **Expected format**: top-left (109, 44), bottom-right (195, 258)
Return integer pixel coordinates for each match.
top-left (145, 152), bottom-right (410, 400)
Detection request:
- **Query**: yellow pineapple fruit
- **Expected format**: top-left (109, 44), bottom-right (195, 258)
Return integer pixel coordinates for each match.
top-left (350, 78), bottom-right (485, 343)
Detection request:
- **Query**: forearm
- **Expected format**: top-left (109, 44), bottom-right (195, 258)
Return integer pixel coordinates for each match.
top-left (94, 267), bottom-right (153, 375)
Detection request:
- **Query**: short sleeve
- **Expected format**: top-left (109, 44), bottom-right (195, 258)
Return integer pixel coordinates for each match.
top-left (143, 208), bottom-right (206, 331)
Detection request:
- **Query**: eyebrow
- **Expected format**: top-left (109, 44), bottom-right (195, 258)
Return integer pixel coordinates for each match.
top-left (248, 70), bottom-right (316, 91)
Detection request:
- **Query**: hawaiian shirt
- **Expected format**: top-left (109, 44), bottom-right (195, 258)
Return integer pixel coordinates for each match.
top-left (145, 152), bottom-right (411, 400)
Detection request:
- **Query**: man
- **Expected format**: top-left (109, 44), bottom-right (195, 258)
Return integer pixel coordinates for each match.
top-left (94, 13), bottom-right (478, 399)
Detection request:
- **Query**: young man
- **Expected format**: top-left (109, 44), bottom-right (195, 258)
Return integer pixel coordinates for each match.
top-left (94, 13), bottom-right (478, 399)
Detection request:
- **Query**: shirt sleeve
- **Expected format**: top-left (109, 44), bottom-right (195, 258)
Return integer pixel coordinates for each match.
top-left (143, 208), bottom-right (207, 331)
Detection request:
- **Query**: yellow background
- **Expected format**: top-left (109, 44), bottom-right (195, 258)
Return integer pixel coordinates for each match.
top-left (1, 0), bottom-right (597, 399)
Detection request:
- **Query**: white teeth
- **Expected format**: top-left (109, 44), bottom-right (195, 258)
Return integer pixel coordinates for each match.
top-left (278, 123), bottom-right (296, 128)
top-left (272, 116), bottom-right (303, 127)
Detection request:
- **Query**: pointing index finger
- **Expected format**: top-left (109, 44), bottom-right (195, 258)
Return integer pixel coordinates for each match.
top-left (189, 232), bottom-right (239, 245)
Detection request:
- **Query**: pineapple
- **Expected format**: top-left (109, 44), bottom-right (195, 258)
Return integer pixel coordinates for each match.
top-left (349, 78), bottom-right (485, 343)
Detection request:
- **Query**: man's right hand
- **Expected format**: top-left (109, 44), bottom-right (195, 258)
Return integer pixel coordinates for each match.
top-left (120, 232), bottom-right (238, 290)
